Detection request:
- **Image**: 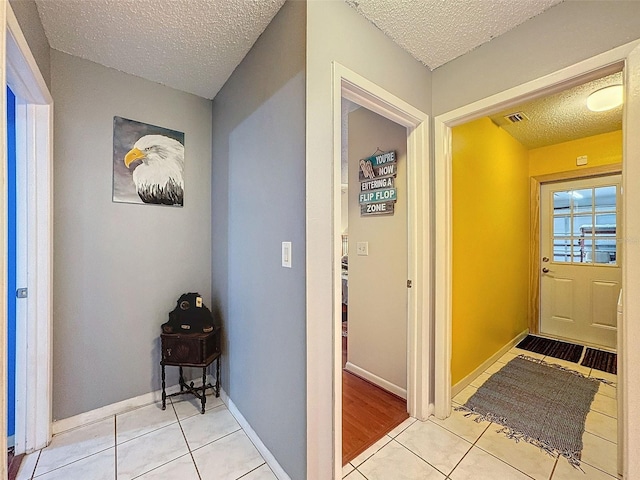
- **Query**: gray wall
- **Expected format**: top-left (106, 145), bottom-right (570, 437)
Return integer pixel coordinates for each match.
top-left (51, 50), bottom-right (212, 420)
top-left (211, 2), bottom-right (306, 479)
top-left (347, 107), bottom-right (408, 394)
top-left (9, 0), bottom-right (50, 87)
top-left (306, 2), bottom-right (432, 476)
top-left (433, 1), bottom-right (640, 115)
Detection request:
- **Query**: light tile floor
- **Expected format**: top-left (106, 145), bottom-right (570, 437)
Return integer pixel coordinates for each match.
top-left (16, 392), bottom-right (277, 480)
top-left (343, 345), bottom-right (618, 480)
top-left (15, 345), bottom-right (617, 480)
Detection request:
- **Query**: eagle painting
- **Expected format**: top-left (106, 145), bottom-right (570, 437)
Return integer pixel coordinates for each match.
top-left (124, 134), bottom-right (184, 206)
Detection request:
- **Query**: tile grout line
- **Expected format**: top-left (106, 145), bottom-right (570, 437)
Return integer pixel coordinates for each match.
top-left (28, 450), bottom-right (41, 480)
top-left (389, 437), bottom-right (452, 478)
top-left (548, 456), bottom-right (559, 480)
top-left (172, 398), bottom-right (203, 480)
top-left (471, 442), bottom-right (540, 480)
top-left (114, 414), bottom-right (118, 480)
top-left (234, 461), bottom-right (267, 479)
top-left (445, 419), bottom-right (492, 478)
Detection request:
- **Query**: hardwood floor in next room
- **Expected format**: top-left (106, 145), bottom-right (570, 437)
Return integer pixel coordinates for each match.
top-left (342, 371), bottom-right (409, 466)
top-left (341, 325), bottom-right (408, 466)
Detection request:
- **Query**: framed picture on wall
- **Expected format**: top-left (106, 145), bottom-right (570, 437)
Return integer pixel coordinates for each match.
top-left (112, 116), bottom-right (185, 207)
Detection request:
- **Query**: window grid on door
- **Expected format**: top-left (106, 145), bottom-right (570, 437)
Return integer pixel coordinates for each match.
top-left (551, 185), bottom-right (617, 265)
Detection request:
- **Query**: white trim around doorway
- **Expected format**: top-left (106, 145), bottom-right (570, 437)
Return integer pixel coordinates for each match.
top-left (5, 3), bottom-right (54, 456)
top-left (434, 38), bottom-right (640, 478)
top-left (328, 62), bottom-right (430, 479)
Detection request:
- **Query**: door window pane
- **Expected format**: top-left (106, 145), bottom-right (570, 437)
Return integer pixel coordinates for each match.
top-left (553, 191), bottom-right (571, 213)
top-left (550, 183), bottom-right (618, 265)
top-left (573, 215), bottom-right (593, 236)
top-left (595, 186), bottom-right (616, 212)
top-left (581, 239), bottom-right (593, 264)
top-left (553, 216), bottom-right (571, 236)
top-left (595, 238), bottom-right (616, 264)
top-left (553, 238), bottom-right (573, 262)
top-left (595, 214), bottom-right (616, 233)
top-left (572, 189), bottom-right (593, 213)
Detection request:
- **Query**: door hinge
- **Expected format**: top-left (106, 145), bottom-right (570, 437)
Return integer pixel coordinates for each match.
top-left (16, 288), bottom-right (28, 298)
top-left (407, 280), bottom-right (412, 288)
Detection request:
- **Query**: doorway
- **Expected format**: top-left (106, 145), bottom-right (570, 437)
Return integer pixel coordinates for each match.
top-left (319, 63), bottom-right (430, 479)
top-left (540, 175), bottom-right (621, 349)
top-left (446, 70), bottom-right (624, 477)
top-left (7, 86), bottom-right (17, 451)
top-left (435, 42), bottom-right (640, 478)
top-left (2, 7), bottom-right (54, 461)
top-left (340, 101), bottom-right (410, 465)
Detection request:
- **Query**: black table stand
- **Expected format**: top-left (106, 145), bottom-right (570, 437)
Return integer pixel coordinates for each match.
top-left (160, 329), bottom-right (221, 414)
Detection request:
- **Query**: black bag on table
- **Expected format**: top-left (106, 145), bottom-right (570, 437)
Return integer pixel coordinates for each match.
top-left (161, 292), bottom-right (215, 334)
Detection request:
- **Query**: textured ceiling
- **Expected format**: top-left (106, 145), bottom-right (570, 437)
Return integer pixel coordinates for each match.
top-left (35, 0), bottom-right (286, 99)
top-left (34, 0), bottom-right (566, 100)
top-left (489, 71), bottom-right (623, 149)
top-left (344, 0), bottom-right (562, 69)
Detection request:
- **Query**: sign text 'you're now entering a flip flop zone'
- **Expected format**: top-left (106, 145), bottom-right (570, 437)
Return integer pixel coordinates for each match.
top-left (358, 150), bottom-right (398, 216)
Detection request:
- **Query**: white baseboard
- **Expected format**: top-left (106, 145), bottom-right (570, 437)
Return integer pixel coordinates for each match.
top-left (220, 390), bottom-right (291, 480)
top-left (344, 362), bottom-right (407, 399)
top-left (451, 329), bottom-right (529, 397)
top-left (52, 374), bottom-right (210, 435)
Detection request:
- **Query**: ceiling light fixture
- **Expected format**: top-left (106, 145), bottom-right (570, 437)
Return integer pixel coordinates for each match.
top-left (586, 84), bottom-right (623, 112)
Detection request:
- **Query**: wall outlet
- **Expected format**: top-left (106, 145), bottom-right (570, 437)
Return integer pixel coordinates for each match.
top-left (282, 242), bottom-right (292, 268)
top-left (356, 241), bottom-right (369, 256)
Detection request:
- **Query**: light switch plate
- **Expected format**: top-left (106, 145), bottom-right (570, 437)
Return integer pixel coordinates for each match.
top-left (196, 296), bottom-right (203, 308)
top-left (356, 241), bottom-right (369, 256)
top-left (282, 242), bottom-right (292, 268)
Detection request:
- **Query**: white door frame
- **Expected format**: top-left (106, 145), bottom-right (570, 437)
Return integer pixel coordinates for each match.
top-left (322, 62), bottom-right (429, 479)
top-left (434, 39), bottom-right (640, 477)
top-left (4, 2), bottom-right (53, 456)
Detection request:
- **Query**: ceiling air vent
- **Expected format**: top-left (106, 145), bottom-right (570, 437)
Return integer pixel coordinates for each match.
top-left (504, 112), bottom-right (529, 123)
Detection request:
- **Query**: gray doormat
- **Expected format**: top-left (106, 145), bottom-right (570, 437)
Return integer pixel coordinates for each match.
top-left (457, 355), bottom-right (600, 467)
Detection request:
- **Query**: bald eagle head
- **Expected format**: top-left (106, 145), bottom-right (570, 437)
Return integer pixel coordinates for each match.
top-left (124, 134), bottom-right (184, 206)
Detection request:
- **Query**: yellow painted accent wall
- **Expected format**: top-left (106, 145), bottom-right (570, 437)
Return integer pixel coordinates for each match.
top-left (529, 130), bottom-right (622, 176)
top-left (452, 118), bottom-right (530, 385)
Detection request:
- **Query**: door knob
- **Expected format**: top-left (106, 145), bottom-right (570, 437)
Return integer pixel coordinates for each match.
top-left (542, 257), bottom-right (549, 262)
top-left (542, 267), bottom-right (550, 273)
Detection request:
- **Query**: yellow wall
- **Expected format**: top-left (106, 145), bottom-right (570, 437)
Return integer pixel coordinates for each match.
top-left (529, 130), bottom-right (622, 176)
top-left (451, 126), bottom-right (622, 386)
top-left (451, 118), bottom-right (530, 385)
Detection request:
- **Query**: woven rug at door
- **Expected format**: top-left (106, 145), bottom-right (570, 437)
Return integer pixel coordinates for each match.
top-left (516, 334), bottom-right (584, 362)
top-left (457, 355), bottom-right (600, 467)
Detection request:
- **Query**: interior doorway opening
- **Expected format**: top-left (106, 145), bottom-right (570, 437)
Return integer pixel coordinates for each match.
top-left (2, 5), bottom-right (54, 464)
top-left (446, 68), bottom-right (623, 475)
top-left (435, 44), bottom-right (640, 477)
top-left (328, 63), bottom-right (430, 479)
top-left (339, 100), bottom-right (410, 465)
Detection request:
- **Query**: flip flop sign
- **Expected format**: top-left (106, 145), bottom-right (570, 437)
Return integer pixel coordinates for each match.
top-left (358, 150), bottom-right (398, 216)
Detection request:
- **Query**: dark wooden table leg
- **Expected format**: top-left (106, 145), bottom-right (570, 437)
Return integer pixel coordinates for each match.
top-left (179, 366), bottom-right (184, 391)
top-left (215, 356), bottom-right (220, 397)
top-left (161, 363), bottom-right (166, 410)
top-left (201, 367), bottom-right (207, 414)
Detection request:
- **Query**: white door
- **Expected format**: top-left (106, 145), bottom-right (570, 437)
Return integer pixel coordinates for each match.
top-left (540, 175), bottom-right (621, 348)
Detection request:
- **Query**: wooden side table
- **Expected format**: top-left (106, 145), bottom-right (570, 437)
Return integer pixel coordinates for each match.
top-left (160, 327), bottom-right (221, 414)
